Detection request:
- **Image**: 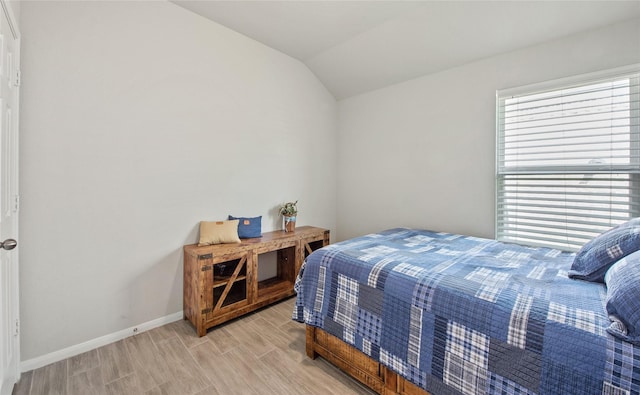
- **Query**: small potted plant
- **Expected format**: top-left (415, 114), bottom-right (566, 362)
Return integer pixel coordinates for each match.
top-left (279, 200), bottom-right (298, 232)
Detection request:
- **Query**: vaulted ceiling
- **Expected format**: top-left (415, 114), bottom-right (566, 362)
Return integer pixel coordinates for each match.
top-left (172, 1), bottom-right (640, 100)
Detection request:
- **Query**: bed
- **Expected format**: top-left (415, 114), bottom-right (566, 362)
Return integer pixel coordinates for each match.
top-left (292, 228), bottom-right (640, 395)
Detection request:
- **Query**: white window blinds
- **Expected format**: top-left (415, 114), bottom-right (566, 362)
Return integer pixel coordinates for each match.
top-left (496, 66), bottom-right (640, 251)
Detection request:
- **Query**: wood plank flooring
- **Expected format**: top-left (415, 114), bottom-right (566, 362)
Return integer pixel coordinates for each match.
top-left (12, 298), bottom-right (374, 395)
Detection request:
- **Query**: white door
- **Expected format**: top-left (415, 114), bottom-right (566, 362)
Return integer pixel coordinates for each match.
top-left (0, 1), bottom-right (19, 394)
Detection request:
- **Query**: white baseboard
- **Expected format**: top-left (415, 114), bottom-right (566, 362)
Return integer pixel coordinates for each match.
top-left (20, 311), bottom-right (184, 373)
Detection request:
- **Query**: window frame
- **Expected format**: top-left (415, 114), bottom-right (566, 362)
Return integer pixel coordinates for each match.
top-left (496, 64), bottom-right (640, 251)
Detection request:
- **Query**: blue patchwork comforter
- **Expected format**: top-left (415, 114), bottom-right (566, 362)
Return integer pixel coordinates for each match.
top-left (293, 228), bottom-right (640, 395)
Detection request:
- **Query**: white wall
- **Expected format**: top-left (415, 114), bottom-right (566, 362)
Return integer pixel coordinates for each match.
top-left (336, 18), bottom-right (640, 242)
top-left (7, 1), bottom-right (19, 29)
top-left (19, 1), bottom-right (336, 361)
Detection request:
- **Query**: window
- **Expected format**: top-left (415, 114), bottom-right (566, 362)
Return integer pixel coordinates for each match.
top-left (496, 66), bottom-right (640, 251)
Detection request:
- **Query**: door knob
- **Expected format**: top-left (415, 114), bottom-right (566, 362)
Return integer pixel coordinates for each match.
top-left (0, 239), bottom-right (17, 250)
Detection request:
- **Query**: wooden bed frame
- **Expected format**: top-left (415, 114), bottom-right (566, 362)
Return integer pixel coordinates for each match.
top-left (305, 325), bottom-right (430, 395)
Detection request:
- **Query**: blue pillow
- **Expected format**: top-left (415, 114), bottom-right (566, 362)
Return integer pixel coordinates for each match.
top-left (568, 218), bottom-right (640, 282)
top-left (228, 215), bottom-right (262, 239)
top-left (604, 250), bottom-right (640, 345)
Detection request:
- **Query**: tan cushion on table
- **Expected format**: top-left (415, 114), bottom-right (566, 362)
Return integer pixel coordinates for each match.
top-left (198, 220), bottom-right (241, 246)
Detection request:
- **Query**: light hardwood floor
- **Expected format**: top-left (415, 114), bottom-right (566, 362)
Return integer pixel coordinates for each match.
top-left (12, 298), bottom-right (374, 395)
